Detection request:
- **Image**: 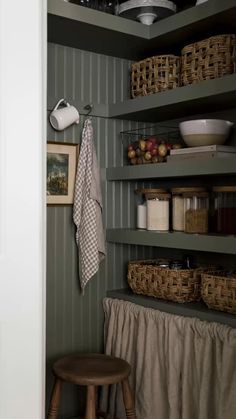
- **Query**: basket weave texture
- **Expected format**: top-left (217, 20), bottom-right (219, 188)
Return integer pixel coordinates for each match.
top-left (127, 260), bottom-right (209, 303)
top-left (181, 34), bottom-right (236, 86)
top-left (131, 55), bottom-right (180, 99)
top-left (201, 273), bottom-right (236, 314)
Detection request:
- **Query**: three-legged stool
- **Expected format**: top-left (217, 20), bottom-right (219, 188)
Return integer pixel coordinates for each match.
top-left (48, 353), bottom-right (136, 419)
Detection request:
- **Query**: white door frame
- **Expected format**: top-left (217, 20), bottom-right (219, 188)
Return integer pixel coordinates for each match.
top-left (0, 1), bottom-right (46, 418)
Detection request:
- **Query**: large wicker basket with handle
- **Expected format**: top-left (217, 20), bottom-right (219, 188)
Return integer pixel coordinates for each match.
top-left (181, 34), bottom-right (236, 86)
top-left (131, 55), bottom-right (180, 98)
top-left (201, 272), bottom-right (236, 314)
top-left (127, 260), bottom-right (213, 303)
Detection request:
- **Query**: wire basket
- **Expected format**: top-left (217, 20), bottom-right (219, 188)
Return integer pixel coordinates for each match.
top-left (121, 125), bottom-right (182, 165)
top-left (131, 55), bottom-right (181, 99)
top-left (181, 34), bottom-right (236, 86)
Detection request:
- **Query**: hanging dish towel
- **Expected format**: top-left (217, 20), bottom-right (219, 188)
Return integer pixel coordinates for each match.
top-left (73, 118), bottom-right (105, 293)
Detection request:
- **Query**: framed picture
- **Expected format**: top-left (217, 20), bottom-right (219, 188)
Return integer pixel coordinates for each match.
top-left (47, 142), bottom-right (78, 205)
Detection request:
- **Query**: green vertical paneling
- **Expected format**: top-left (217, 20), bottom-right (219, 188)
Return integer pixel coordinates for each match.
top-left (47, 42), bottom-right (139, 418)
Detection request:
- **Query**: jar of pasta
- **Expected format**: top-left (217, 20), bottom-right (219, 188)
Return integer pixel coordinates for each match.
top-left (183, 188), bottom-right (209, 234)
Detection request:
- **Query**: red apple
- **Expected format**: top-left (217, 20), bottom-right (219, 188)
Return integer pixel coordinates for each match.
top-left (135, 148), bottom-right (142, 157)
top-left (158, 143), bottom-right (168, 157)
top-left (144, 151), bottom-right (152, 161)
top-left (148, 136), bottom-right (158, 145)
top-left (139, 139), bottom-right (146, 151)
top-left (151, 148), bottom-right (158, 156)
top-left (128, 150), bottom-right (136, 159)
top-left (127, 144), bottom-right (133, 152)
top-left (151, 156), bottom-right (159, 163)
top-left (145, 140), bottom-right (154, 151)
top-left (130, 157), bottom-right (137, 165)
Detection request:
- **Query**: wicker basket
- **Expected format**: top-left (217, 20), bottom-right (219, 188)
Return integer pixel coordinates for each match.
top-left (181, 34), bottom-right (236, 86)
top-left (127, 260), bottom-right (211, 303)
top-left (131, 55), bottom-right (180, 99)
top-left (201, 272), bottom-right (236, 314)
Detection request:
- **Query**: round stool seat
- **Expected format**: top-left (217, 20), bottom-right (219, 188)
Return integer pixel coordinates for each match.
top-left (53, 353), bottom-right (131, 386)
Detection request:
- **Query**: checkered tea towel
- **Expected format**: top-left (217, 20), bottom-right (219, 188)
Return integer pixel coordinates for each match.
top-left (73, 118), bottom-right (105, 293)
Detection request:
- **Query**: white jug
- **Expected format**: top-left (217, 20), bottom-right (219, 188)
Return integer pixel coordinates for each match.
top-left (50, 99), bottom-right (80, 131)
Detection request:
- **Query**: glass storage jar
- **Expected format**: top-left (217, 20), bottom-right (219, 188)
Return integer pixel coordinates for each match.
top-left (183, 188), bottom-right (209, 234)
top-left (172, 187), bottom-right (206, 232)
top-left (145, 190), bottom-right (170, 231)
top-left (211, 186), bottom-right (236, 234)
top-left (135, 188), bottom-right (164, 229)
top-left (171, 188), bottom-right (186, 231)
top-left (135, 188), bottom-right (147, 230)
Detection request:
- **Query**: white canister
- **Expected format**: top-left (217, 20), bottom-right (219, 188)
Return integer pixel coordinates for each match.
top-left (146, 191), bottom-right (170, 231)
top-left (137, 203), bottom-right (147, 229)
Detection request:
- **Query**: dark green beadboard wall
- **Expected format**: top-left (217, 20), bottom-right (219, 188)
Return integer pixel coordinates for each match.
top-left (46, 42), bottom-right (155, 418)
top-left (47, 42), bottom-right (236, 418)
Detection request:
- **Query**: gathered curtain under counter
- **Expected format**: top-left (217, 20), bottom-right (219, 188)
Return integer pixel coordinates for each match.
top-left (102, 298), bottom-right (236, 419)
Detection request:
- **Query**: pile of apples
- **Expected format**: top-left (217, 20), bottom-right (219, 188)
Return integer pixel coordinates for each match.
top-left (127, 137), bottom-right (182, 165)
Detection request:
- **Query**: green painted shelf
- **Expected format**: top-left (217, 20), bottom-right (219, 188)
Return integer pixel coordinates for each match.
top-left (106, 229), bottom-right (236, 255)
top-left (107, 156), bottom-right (236, 181)
top-left (48, 0), bottom-right (236, 60)
top-left (107, 289), bottom-right (236, 328)
top-left (109, 74), bottom-right (236, 122)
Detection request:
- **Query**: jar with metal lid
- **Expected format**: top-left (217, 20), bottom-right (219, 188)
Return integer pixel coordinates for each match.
top-left (145, 189), bottom-right (170, 231)
top-left (183, 188), bottom-right (209, 234)
top-left (211, 186), bottom-right (236, 234)
top-left (135, 189), bottom-right (147, 229)
top-left (171, 188), bottom-right (188, 232)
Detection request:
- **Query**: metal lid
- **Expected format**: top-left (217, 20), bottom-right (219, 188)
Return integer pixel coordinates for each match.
top-left (145, 192), bottom-right (171, 199)
top-left (135, 188), bottom-right (167, 195)
top-left (212, 186), bottom-right (236, 193)
top-left (183, 191), bottom-right (209, 198)
top-left (171, 187), bottom-right (206, 194)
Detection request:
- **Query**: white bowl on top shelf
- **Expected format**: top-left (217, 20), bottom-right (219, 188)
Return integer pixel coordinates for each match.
top-left (179, 119), bottom-right (234, 147)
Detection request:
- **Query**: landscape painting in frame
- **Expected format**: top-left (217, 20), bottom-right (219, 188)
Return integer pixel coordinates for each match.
top-left (47, 142), bottom-right (78, 205)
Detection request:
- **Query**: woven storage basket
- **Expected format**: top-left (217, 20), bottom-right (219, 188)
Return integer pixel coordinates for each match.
top-left (181, 34), bottom-right (236, 86)
top-left (131, 55), bottom-right (180, 99)
top-left (201, 273), bottom-right (236, 314)
top-left (127, 260), bottom-right (211, 303)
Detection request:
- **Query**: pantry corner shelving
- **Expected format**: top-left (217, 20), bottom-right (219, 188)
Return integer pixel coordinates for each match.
top-left (48, 0), bottom-right (149, 60)
top-left (106, 229), bottom-right (236, 255)
top-left (109, 74), bottom-right (236, 122)
top-left (48, 0), bottom-right (236, 59)
top-left (106, 156), bottom-right (236, 181)
top-left (48, 0), bottom-right (236, 326)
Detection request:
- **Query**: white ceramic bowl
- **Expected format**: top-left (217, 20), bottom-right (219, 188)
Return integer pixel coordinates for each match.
top-left (179, 119), bottom-right (234, 147)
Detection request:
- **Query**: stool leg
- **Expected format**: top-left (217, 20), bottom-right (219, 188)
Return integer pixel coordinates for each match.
top-left (48, 378), bottom-right (62, 419)
top-left (121, 379), bottom-right (136, 419)
top-left (85, 385), bottom-right (96, 419)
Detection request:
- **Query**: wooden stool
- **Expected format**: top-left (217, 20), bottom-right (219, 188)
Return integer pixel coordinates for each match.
top-left (48, 353), bottom-right (136, 419)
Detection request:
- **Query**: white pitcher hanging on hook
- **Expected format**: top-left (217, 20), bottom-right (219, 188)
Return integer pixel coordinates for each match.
top-left (49, 98), bottom-right (80, 131)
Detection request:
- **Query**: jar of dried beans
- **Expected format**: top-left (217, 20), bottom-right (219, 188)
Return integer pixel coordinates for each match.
top-left (183, 188), bottom-right (209, 234)
top-left (211, 186), bottom-right (236, 235)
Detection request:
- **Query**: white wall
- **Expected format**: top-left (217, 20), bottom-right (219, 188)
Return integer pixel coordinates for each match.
top-left (0, 1), bottom-right (46, 418)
